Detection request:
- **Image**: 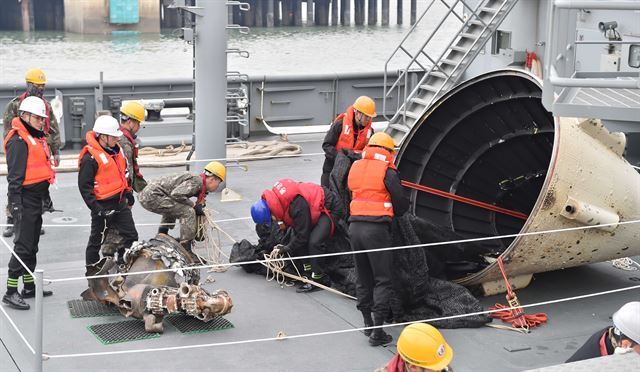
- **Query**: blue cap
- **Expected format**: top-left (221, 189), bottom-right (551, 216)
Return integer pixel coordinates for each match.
top-left (251, 199), bottom-right (271, 226)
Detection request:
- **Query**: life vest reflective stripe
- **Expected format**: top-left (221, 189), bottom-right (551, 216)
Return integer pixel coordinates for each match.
top-left (348, 146), bottom-right (396, 217)
top-left (261, 179), bottom-right (325, 227)
top-left (3, 118), bottom-right (55, 186)
top-left (19, 93), bottom-right (51, 136)
top-left (334, 106), bottom-right (372, 152)
top-left (78, 131), bottom-right (128, 200)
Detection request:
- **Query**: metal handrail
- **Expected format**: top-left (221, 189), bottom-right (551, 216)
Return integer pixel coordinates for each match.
top-left (384, 0), bottom-right (512, 125)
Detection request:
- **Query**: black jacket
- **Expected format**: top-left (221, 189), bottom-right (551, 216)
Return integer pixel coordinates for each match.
top-left (78, 150), bottom-right (131, 214)
top-left (566, 327), bottom-right (614, 363)
top-left (349, 167), bottom-right (410, 223)
top-left (285, 187), bottom-right (344, 253)
top-left (322, 118), bottom-right (372, 174)
top-left (5, 118), bottom-right (49, 205)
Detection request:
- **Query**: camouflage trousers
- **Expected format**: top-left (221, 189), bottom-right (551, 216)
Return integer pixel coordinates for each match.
top-left (139, 193), bottom-right (196, 242)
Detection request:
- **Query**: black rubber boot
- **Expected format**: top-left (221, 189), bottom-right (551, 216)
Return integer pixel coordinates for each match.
top-left (368, 313), bottom-right (393, 346)
top-left (361, 310), bottom-right (374, 337)
top-left (21, 288), bottom-right (53, 298)
top-left (2, 217), bottom-right (14, 238)
top-left (296, 274), bottom-right (331, 293)
top-left (2, 292), bottom-right (30, 310)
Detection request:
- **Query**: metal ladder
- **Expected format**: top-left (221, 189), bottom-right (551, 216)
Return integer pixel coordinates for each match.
top-left (383, 0), bottom-right (519, 144)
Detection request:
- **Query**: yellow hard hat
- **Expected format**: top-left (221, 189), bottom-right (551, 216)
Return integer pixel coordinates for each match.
top-left (204, 161), bottom-right (226, 182)
top-left (397, 323), bottom-right (453, 371)
top-left (25, 68), bottom-right (47, 85)
top-left (120, 101), bottom-right (146, 122)
top-left (353, 96), bottom-right (377, 117)
top-left (368, 132), bottom-right (396, 151)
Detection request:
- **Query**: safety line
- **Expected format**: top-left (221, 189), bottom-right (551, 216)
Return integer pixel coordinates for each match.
top-left (44, 283), bottom-right (640, 359)
top-left (0, 236), bottom-right (35, 278)
top-left (632, 165), bottom-right (639, 170)
top-left (0, 303), bottom-right (36, 355)
top-left (0, 216), bottom-right (252, 228)
top-left (46, 218), bottom-right (640, 283)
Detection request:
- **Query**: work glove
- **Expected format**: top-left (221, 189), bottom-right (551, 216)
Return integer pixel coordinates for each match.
top-left (342, 149), bottom-right (362, 162)
top-left (125, 192), bottom-right (135, 208)
top-left (9, 203), bottom-right (23, 223)
top-left (194, 204), bottom-right (205, 216)
top-left (42, 195), bottom-right (55, 213)
top-left (98, 209), bottom-right (116, 219)
top-left (272, 244), bottom-right (290, 256)
top-left (52, 149), bottom-right (61, 167)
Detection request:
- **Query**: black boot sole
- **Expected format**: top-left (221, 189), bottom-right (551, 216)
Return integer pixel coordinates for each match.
top-left (368, 334), bottom-right (393, 346)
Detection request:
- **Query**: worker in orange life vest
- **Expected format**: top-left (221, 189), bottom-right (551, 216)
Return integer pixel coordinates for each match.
top-left (347, 132), bottom-right (409, 346)
top-left (321, 96), bottom-right (375, 187)
top-left (78, 115), bottom-right (138, 267)
top-left (251, 179), bottom-right (344, 293)
top-left (2, 97), bottom-right (56, 310)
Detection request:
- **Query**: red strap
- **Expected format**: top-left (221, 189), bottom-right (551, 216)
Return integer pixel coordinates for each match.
top-left (121, 129), bottom-right (143, 178)
top-left (197, 174), bottom-right (207, 204)
top-left (401, 180), bottom-right (529, 220)
top-left (599, 332), bottom-right (609, 356)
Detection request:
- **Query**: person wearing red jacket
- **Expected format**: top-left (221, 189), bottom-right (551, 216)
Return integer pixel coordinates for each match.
top-left (251, 179), bottom-right (344, 293)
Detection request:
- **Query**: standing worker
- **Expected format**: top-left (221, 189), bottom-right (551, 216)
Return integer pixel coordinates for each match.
top-left (321, 96), bottom-right (375, 187)
top-left (118, 101), bottom-right (147, 192)
top-left (3, 68), bottom-right (61, 238)
top-left (379, 323), bottom-right (454, 372)
top-left (138, 162), bottom-right (225, 253)
top-left (347, 132), bottom-right (408, 346)
top-left (2, 97), bottom-right (56, 310)
top-left (250, 179), bottom-right (344, 293)
top-left (78, 116), bottom-right (138, 267)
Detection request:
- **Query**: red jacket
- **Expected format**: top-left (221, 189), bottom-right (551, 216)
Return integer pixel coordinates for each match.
top-left (262, 179), bottom-right (325, 227)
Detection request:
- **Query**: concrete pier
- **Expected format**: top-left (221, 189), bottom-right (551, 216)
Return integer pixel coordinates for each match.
top-left (63, 0), bottom-right (160, 34)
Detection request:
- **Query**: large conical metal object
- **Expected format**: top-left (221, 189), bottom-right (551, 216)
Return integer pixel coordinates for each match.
top-left (396, 69), bottom-right (640, 295)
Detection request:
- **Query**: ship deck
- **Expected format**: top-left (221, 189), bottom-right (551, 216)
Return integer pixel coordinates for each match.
top-left (1, 134), bottom-right (639, 371)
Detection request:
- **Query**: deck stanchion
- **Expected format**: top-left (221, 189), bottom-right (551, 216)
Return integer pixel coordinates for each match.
top-left (34, 269), bottom-right (44, 372)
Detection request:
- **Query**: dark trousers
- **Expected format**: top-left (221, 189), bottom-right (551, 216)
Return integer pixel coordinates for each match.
top-left (8, 188), bottom-right (45, 280)
top-left (85, 206), bottom-right (138, 264)
top-left (320, 172), bottom-right (330, 188)
top-left (349, 220), bottom-right (393, 316)
top-left (308, 214), bottom-right (332, 273)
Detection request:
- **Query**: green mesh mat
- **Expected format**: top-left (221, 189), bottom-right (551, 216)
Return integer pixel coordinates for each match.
top-left (88, 320), bottom-right (160, 345)
top-left (166, 314), bottom-right (234, 334)
top-left (67, 299), bottom-right (120, 318)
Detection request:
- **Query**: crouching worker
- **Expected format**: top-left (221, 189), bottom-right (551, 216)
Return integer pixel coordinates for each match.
top-left (79, 116), bottom-right (138, 267)
top-left (348, 132), bottom-right (409, 346)
top-left (379, 323), bottom-right (454, 372)
top-left (139, 161), bottom-right (225, 253)
top-left (250, 179), bottom-right (344, 293)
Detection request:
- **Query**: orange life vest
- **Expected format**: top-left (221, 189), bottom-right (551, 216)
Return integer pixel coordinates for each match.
top-left (3, 117), bottom-right (55, 186)
top-left (348, 146), bottom-right (396, 217)
top-left (334, 106), bottom-right (373, 152)
top-left (261, 179), bottom-right (326, 227)
top-left (78, 131), bottom-right (128, 200)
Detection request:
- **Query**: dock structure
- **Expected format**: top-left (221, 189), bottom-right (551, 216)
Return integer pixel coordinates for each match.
top-left (0, 0), bottom-right (419, 32)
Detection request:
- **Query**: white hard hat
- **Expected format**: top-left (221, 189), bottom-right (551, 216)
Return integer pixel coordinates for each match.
top-left (19, 96), bottom-right (47, 118)
top-left (612, 301), bottom-right (640, 344)
top-left (93, 115), bottom-right (123, 137)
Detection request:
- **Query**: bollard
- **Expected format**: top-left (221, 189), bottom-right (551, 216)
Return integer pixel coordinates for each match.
top-left (34, 269), bottom-right (44, 372)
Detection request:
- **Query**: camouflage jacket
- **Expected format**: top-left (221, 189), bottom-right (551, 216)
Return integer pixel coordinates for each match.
top-left (118, 130), bottom-right (136, 186)
top-left (3, 95), bottom-right (61, 152)
top-left (144, 172), bottom-right (204, 208)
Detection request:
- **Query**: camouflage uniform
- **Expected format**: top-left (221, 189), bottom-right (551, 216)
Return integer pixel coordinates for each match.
top-left (119, 129), bottom-right (147, 192)
top-left (138, 172), bottom-right (204, 241)
top-left (3, 95), bottom-right (61, 220)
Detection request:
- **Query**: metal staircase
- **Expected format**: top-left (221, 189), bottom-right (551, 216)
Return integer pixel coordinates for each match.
top-left (383, 0), bottom-right (519, 144)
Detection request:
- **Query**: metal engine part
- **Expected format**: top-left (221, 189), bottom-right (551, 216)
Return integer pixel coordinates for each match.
top-left (84, 234), bottom-right (233, 332)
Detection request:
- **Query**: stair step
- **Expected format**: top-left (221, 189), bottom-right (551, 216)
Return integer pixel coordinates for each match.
top-left (479, 6), bottom-right (498, 14)
top-left (450, 45), bottom-right (469, 53)
top-left (410, 97), bottom-right (435, 108)
top-left (389, 123), bottom-right (409, 133)
top-left (468, 19), bottom-right (486, 27)
top-left (460, 32), bottom-right (479, 40)
top-left (404, 110), bottom-right (421, 120)
top-left (441, 58), bottom-right (459, 66)
top-left (419, 83), bottom-right (441, 94)
top-left (428, 70), bottom-right (448, 79)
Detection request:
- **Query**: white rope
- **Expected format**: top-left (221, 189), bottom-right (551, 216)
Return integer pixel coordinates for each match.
top-left (44, 283), bottom-right (640, 360)
top-left (632, 165), bottom-right (640, 170)
top-left (610, 257), bottom-right (639, 271)
top-left (46, 218), bottom-right (640, 284)
top-left (0, 236), bottom-right (35, 277)
top-left (0, 303), bottom-right (36, 355)
top-left (0, 216), bottom-right (252, 228)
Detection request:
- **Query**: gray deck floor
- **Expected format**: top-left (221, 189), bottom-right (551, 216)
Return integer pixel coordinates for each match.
top-left (1, 135), bottom-right (639, 371)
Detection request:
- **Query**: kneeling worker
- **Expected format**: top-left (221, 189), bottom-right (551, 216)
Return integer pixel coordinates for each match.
top-left (380, 323), bottom-right (454, 372)
top-left (2, 97), bottom-right (56, 310)
top-left (250, 179), bottom-right (343, 292)
top-left (78, 116), bottom-right (138, 266)
top-left (348, 132), bottom-right (408, 346)
top-left (139, 162), bottom-right (225, 252)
